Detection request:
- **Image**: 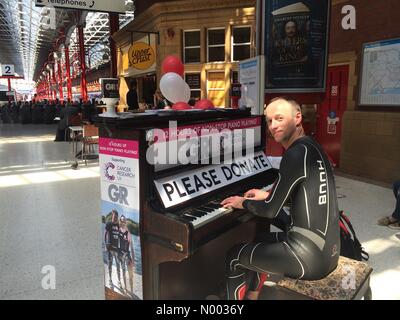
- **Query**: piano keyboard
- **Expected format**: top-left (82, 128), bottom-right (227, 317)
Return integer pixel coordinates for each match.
top-left (178, 183), bottom-right (275, 228)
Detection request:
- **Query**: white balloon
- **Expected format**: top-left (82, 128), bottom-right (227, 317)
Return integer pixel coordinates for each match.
top-left (183, 81), bottom-right (191, 103)
top-left (160, 72), bottom-right (190, 103)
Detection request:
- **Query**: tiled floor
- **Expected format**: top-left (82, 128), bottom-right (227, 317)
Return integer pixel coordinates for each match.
top-left (0, 123), bottom-right (103, 300)
top-left (0, 123), bottom-right (399, 300)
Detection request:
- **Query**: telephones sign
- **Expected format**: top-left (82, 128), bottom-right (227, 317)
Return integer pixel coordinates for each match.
top-left (1, 64), bottom-right (15, 76)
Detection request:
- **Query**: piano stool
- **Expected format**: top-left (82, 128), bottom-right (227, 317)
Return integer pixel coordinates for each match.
top-left (258, 256), bottom-right (373, 300)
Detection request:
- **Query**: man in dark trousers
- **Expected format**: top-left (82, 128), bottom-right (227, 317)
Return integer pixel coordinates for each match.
top-left (377, 179), bottom-right (400, 229)
top-left (105, 209), bottom-right (122, 288)
top-left (221, 97), bottom-right (340, 300)
top-left (126, 80), bottom-right (139, 111)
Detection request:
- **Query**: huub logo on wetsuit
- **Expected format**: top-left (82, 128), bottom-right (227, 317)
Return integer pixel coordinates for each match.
top-left (317, 160), bottom-right (327, 205)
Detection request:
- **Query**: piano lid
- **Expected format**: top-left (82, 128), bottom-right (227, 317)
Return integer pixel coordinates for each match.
top-left (154, 151), bottom-right (272, 208)
top-left (93, 108), bottom-right (253, 129)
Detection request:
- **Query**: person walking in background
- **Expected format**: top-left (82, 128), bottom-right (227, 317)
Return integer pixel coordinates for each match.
top-left (377, 180), bottom-right (400, 229)
top-left (154, 90), bottom-right (170, 109)
top-left (126, 80), bottom-right (139, 111)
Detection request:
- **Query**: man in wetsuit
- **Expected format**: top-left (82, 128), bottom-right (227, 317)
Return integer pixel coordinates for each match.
top-left (104, 209), bottom-right (122, 288)
top-left (118, 215), bottom-right (135, 294)
top-left (221, 97), bottom-right (340, 300)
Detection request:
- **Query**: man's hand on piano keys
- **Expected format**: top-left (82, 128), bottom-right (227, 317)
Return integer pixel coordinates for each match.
top-left (221, 196), bottom-right (246, 210)
top-left (243, 188), bottom-right (270, 201)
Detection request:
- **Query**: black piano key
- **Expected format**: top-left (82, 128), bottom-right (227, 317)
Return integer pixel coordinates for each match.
top-left (179, 215), bottom-right (195, 222)
top-left (200, 205), bottom-right (218, 212)
top-left (205, 203), bottom-right (220, 209)
top-left (197, 208), bottom-right (213, 214)
top-left (187, 211), bottom-right (205, 218)
top-left (197, 206), bottom-right (213, 213)
top-left (186, 208), bottom-right (206, 216)
top-left (183, 214), bottom-right (197, 221)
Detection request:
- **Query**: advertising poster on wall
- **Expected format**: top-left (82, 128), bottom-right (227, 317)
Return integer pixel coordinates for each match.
top-left (263, 0), bottom-right (330, 92)
top-left (99, 138), bottom-right (142, 300)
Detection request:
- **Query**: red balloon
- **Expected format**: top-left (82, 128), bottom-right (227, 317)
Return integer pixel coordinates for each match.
top-left (172, 102), bottom-right (191, 110)
top-left (194, 99), bottom-right (215, 110)
top-left (161, 55), bottom-right (184, 77)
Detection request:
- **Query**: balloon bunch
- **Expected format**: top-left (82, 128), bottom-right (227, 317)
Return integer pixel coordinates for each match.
top-left (159, 55), bottom-right (215, 110)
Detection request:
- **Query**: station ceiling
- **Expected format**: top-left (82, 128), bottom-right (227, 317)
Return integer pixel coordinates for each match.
top-left (0, 0), bottom-right (134, 82)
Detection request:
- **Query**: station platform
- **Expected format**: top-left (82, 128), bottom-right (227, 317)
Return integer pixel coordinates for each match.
top-left (0, 123), bottom-right (399, 300)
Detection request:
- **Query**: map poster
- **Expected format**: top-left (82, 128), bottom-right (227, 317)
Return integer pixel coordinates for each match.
top-left (359, 38), bottom-right (400, 106)
top-left (263, 0), bottom-right (330, 92)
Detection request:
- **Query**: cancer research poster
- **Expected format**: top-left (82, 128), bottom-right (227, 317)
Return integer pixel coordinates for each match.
top-left (99, 138), bottom-right (143, 300)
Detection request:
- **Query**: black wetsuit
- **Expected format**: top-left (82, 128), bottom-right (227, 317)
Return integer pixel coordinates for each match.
top-left (226, 136), bottom-right (340, 300)
top-left (105, 222), bottom-right (121, 283)
top-left (119, 229), bottom-right (133, 263)
top-left (106, 222), bottom-right (120, 251)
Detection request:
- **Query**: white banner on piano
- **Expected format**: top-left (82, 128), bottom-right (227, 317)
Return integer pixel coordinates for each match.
top-left (154, 151), bottom-right (272, 208)
top-left (147, 117), bottom-right (262, 172)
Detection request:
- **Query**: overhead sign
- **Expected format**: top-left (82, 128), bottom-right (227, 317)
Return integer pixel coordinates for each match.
top-left (128, 42), bottom-right (156, 70)
top-left (1, 64), bottom-right (15, 76)
top-left (100, 78), bottom-right (119, 98)
top-left (34, 0), bottom-right (133, 14)
top-left (154, 151), bottom-right (272, 208)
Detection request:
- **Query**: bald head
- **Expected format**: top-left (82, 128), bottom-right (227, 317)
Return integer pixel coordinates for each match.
top-left (264, 97), bottom-right (304, 148)
top-left (266, 97), bottom-right (302, 116)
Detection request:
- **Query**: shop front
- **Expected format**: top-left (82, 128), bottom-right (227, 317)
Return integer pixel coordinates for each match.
top-left (116, 34), bottom-right (157, 110)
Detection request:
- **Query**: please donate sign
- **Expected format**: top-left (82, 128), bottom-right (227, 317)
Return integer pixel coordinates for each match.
top-left (154, 151), bottom-right (271, 208)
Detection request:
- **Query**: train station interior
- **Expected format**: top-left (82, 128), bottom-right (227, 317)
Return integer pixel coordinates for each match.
top-left (0, 0), bottom-right (399, 301)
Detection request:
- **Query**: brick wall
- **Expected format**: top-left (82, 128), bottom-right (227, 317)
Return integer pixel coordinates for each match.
top-left (330, 0), bottom-right (400, 182)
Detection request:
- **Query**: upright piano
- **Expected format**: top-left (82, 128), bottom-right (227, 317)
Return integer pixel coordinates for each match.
top-left (94, 108), bottom-right (278, 300)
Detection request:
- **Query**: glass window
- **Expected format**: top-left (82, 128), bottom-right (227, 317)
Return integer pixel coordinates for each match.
top-left (232, 26), bottom-right (251, 61)
top-left (183, 30), bottom-right (200, 63)
top-left (185, 73), bottom-right (201, 100)
top-left (208, 28), bottom-right (225, 62)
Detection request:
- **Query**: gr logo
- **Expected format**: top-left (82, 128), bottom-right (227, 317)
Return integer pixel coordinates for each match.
top-left (108, 184), bottom-right (128, 205)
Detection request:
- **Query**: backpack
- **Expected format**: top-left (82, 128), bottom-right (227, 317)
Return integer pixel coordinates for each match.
top-left (339, 211), bottom-right (369, 261)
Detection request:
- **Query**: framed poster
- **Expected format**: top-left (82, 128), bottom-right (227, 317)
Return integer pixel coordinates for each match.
top-left (359, 38), bottom-right (400, 107)
top-left (263, 0), bottom-right (330, 93)
top-left (239, 56), bottom-right (265, 115)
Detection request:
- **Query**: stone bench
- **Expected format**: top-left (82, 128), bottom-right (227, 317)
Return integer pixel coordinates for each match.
top-left (259, 256), bottom-right (373, 300)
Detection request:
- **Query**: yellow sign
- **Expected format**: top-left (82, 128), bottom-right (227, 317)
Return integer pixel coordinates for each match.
top-left (128, 42), bottom-right (155, 70)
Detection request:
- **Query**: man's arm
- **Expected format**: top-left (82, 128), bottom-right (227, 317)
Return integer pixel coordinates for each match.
top-left (243, 144), bottom-right (308, 219)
